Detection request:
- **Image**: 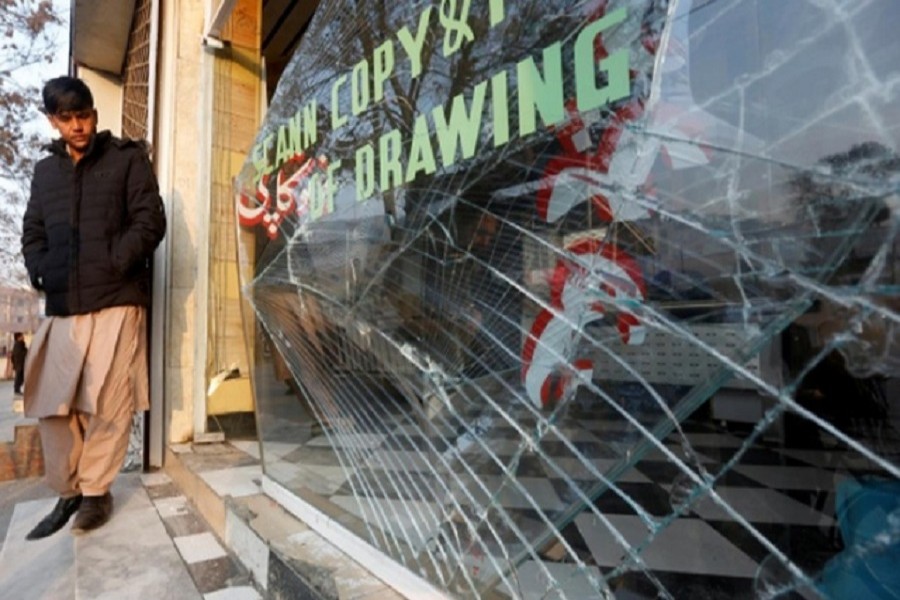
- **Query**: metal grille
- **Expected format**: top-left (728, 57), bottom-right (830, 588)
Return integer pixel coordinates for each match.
top-left (121, 0), bottom-right (154, 474)
top-left (121, 0), bottom-right (152, 141)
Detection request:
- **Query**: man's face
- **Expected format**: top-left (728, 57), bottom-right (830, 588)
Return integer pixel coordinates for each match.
top-left (47, 108), bottom-right (97, 154)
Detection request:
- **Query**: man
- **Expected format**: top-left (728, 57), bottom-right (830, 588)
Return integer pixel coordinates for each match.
top-left (20, 76), bottom-right (166, 539)
top-left (11, 333), bottom-right (26, 396)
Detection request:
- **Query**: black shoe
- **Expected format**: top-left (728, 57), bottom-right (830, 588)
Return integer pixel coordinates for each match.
top-left (71, 493), bottom-right (113, 535)
top-left (25, 495), bottom-right (83, 540)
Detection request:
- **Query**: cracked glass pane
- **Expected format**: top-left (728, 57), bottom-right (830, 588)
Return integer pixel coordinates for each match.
top-left (235, 1), bottom-right (900, 597)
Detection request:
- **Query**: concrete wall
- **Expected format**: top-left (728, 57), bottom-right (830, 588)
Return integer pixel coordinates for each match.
top-left (156, 0), bottom-right (263, 440)
top-left (156, 0), bottom-right (207, 443)
top-left (77, 68), bottom-right (123, 136)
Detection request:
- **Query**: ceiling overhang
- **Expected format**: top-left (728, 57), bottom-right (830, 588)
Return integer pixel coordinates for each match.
top-left (263, 0), bottom-right (318, 63)
top-left (261, 0), bottom-right (320, 97)
top-left (71, 0), bottom-right (319, 82)
top-left (72, 0), bottom-right (137, 76)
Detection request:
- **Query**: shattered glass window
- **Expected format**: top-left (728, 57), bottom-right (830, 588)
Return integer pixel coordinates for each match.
top-left (234, 1), bottom-right (900, 597)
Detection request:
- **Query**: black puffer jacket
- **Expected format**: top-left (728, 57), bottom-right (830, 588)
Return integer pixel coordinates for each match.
top-left (21, 131), bottom-right (167, 316)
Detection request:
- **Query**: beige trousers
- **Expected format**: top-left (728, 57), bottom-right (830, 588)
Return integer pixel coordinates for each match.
top-left (39, 405), bottom-right (133, 497)
top-left (27, 306), bottom-right (148, 497)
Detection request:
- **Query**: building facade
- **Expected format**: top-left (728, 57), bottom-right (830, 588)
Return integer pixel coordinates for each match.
top-left (69, 1), bottom-right (900, 598)
top-left (0, 286), bottom-right (41, 338)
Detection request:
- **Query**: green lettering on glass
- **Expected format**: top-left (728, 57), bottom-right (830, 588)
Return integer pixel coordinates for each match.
top-left (517, 42), bottom-right (565, 137)
top-left (351, 59), bottom-right (370, 116)
top-left (433, 80), bottom-right (487, 167)
top-left (287, 110), bottom-right (303, 157)
top-left (331, 74), bottom-right (348, 129)
top-left (490, 71), bottom-right (509, 147)
top-left (397, 7), bottom-right (433, 79)
top-left (378, 128), bottom-right (403, 193)
top-left (309, 173), bottom-right (325, 220)
top-left (302, 100), bottom-right (317, 148)
top-left (259, 133), bottom-right (276, 178)
top-left (489, 0), bottom-right (505, 27)
top-left (252, 141), bottom-right (267, 182)
top-left (326, 160), bottom-right (341, 213)
top-left (575, 7), bottom-right (630, 111)
top-left (355, 144), bottom-right (375, 201)
top-left (308, 168), bottom-right (336, 220)
top-left (275, 124), bottom-right (292, 166)
top-left (406, 114), bottom-right (437, 183)
top-left (373, 40), bottom-right (395, 103)
top-left (439, 0), bottom-right (473, 57)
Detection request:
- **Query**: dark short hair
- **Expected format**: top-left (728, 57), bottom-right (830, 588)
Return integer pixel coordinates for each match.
top-left (42, 76), bottom-right (94, 115)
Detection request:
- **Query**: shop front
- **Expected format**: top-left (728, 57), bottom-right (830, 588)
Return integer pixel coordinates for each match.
top-left (233, 1), bottom-right (900, 597)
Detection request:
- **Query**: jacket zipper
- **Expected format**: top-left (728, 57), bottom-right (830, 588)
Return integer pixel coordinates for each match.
top-left (71, 157), bottom-right (83, 314)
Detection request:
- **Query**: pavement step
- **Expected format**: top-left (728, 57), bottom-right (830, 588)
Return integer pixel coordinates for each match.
top-left (1, 381), bottom-right (43, 482)
top-left (0, 473), bottom-right (202, 599)
top-left (142, 471), bottom-right (260, 597)
top-left (0, 476), bottom-right (53, 546)
top-left (0, 496), bottom-right (76, 599)
top-left (1, 381), bottom-right (35, 443)
top-left (0, 424), bottom-right (44, 482)
top-left (164, 441), bottom-right (406, 599)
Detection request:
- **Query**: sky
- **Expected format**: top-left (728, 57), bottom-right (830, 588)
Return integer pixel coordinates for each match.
top-left (0, 0), bottom-right (70, 289)
top-left (3, 0), bottom-right (70, 154)
top-left (16, 0), bottom-right (72, 140)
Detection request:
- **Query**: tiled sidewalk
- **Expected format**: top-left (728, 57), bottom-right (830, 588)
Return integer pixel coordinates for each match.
top-left (164, 440), bottom-right (404, 599)
top-left (0, 472), bottom-right (251, 600)
top-left (142, 470), bottom-right (261, 599)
